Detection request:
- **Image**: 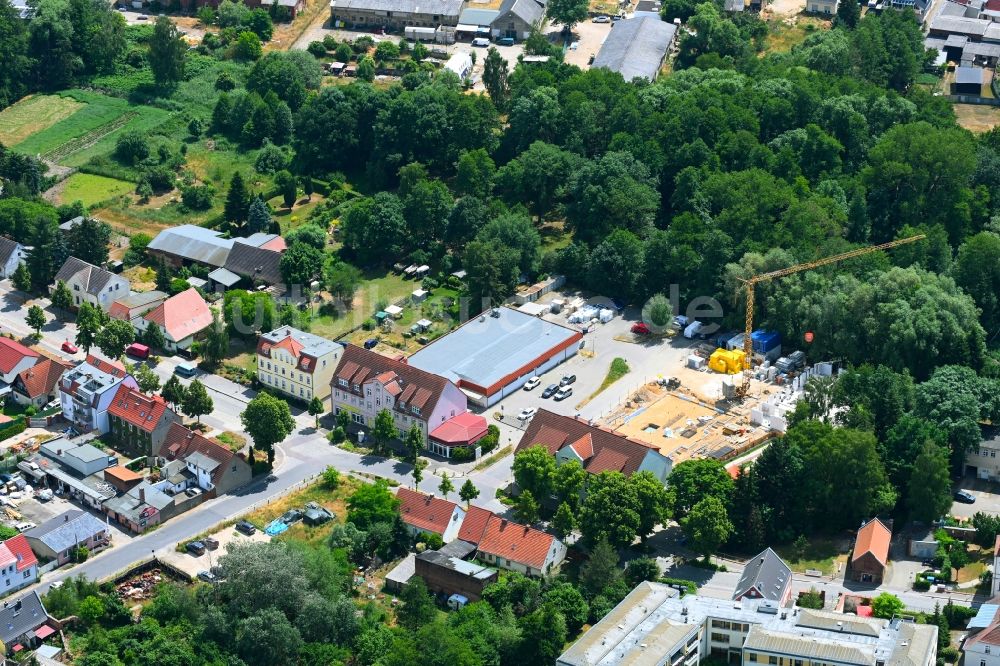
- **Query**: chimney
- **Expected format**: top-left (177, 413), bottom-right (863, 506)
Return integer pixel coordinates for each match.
top-left (139, 488), bottom-right (145, 503)
top-left (64, 514), bottom-right (69, 522)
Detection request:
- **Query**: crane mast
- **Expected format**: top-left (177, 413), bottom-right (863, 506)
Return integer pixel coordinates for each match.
top-left (735, 235), bottom-right (926, 400)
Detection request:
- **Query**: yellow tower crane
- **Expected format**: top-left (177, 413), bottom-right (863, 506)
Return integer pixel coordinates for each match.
top-left (736, 234), bottom-right (926, 400)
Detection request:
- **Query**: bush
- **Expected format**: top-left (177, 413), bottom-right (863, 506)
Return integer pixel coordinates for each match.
top-left (329, 426), bottom-right (346, 443)
top-left (940, 647), bottom-right (959, 663)
top-left (660, 577), bottom-right (698, 596)
top-left (362, 318), bottom-right (376, 331)
top-left (352, 36), bottom-right (375, 53)
top-left (913, 578), bottom-right (931, 591)
top-left (451, 447), bottom-right (474, 462)
top-left (181, 184), bottom-right (215, 210)
top-left (323, 34), bottom-right (338, 50)
top-left (115, 131), bottom-right (150, 164)
top-left (420, 532), bottom-right (444, 550)
top-left (307, 41), bottom-right (327, 58)
top-left (143, 166), bottom-right (175, 193)
top-left (0, 420), bottom-right (25, 443)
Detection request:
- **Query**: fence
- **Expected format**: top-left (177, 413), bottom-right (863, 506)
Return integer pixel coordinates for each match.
top-left (948, 94), bottom-right (1000, 106)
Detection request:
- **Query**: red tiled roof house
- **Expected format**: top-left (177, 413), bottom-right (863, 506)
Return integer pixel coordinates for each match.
top-left (396, 486), bottom-right (467, 543)
top-left (477, 515), bottom-right (567, 577)
top-left (515, 409), bottom-right (672, 486)
top-left (849, 518), bottom-right (892, 585)
top-left (10, 358), bottom-right (70, 408)
top-left (156, 423), bottom-right (251, 496)
top-left (134, 288), bottom-right (213, 352)
top-left (0, 337), bottom-right (38, 385)
top-left (107, 384), bottom-right (180, 458)
top-left (0, 534), bottom-right (38, 593)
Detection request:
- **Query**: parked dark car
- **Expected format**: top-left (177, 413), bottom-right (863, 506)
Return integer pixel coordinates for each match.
top-left (541, 384), bottom-right (559, 399)
top-left (235, 520), bottom-right (257, 535)
top-left (197, 570), bottom-right (217, 583)
top-left (203, 537), bottom-right (219, 551)
top-left (186, 541), bottom-right (206, 556)
top-left (364, 338), bottom-right (378, 350)
top-left (560, 374), bottom-right (576, 386)
top-left (954, 489), bottom-right (976, 504)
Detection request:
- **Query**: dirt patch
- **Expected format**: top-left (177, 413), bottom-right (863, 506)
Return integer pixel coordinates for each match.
top-left (955, 103), bottom-right (1000, 132)
top-left (122, 266), bottom-right (157, 292)
top-left (767, 0), bottom-right (806, 17)
top-left (270, 0), bottom-right (334, 51)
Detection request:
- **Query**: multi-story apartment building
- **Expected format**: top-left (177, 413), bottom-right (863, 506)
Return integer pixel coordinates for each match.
top-left (256, 326), bottom-right (342, 403)
top-left (58, 355), bottom-right (136, 433)
top-left (106, 384), bottom-right (180, 457)
top-left (559, 581), bottom-right (938, 666)
top-left (330, 345), bottom-right (468, 447)
top-left (0, 535), bottom-right (37, 596)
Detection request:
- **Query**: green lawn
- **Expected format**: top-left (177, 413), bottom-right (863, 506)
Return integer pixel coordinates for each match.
top-left (0, 94), bottom-right (84, 147)
top-left (774, 539), bottom-right (845, 576)
top-left (58, 173), bottom-right (134, 207)
top-left (13, 90), bottom-right (171, 166)
top-left (311, 271), bottom-right (418, 340)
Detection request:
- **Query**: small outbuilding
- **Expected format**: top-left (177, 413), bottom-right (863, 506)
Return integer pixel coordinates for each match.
top-left (954, 66), bottom-right (985, 95)
top-left (850, 517), bottom-right (892, 585)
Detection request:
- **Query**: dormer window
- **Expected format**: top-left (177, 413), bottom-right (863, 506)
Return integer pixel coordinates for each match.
top-left (411, 406), bottom-right (421, 416)
top-left (338, 378), bottom-right (348, 387)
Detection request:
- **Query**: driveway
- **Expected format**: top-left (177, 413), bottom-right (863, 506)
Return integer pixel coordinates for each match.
top-left (951, 476), bottom-right (1000, 519)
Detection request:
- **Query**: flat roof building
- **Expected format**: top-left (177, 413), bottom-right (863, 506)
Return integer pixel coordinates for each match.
top-left (591, 17), bottom-right (678, 82)
top-left (407, 307), bottom-right (582, 407)
top-left (558, 581), bottom-right (938, 666)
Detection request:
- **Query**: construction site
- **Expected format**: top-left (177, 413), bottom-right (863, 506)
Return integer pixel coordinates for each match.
top-left (586, 235), bottom-right (927, 468)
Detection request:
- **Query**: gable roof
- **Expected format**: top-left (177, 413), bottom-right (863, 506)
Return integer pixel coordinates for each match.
top-left (158, 423), bottom-right (242, 487)
top-left (223, 240), bottom-right (284, 286)
top-left (107, 384), bottom-right (172, 432)
top-left (497, 0), bottom-right (543, 25)
top-left (733, 547), bottom-right (791, 602)
top-left (852, 518), bottom-right (892, 566)
top-left (108, 291), bottom-right (167, 321)
top-left (14, 358), bottom-right (71, 400)
top-left (457, 505), bottom-right (494, 545)
top-left (0, 237), bottom-right (23, 266)
top-left (477, 515), bottom-right (557, 569)
top-left (0, 337), bottom-right (39, 375)
top-left (23, 510), bottom-right (106, 554)
top-left (334, 345), bottom-right (453, 418)
top-left (147, 225), bottom-right (234, 267)
top-left (52, 257), bottom-right (122, 295)
top-left (0, 535), bottom-right (37, 573)
top-left (143, 288), bottom-right (213, 342)
top-left (591, 16), bottom-right (677, 82)
top-left (515, 409), bottom-right (658, 478)
top-left (396, 487), bottom-right (460, 536)
top-left (0, 591), bottom-right (49, 645)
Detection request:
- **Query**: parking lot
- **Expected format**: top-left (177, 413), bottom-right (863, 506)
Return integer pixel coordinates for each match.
top-left (158, 523), bottom-right (269, 579)
top-left (950, 477), bottom-right (1000, 519)
top-left (488, 294), bottom-right (703, 438)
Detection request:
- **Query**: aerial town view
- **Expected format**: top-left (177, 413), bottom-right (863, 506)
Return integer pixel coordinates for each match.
top-left (0, 0), bottom-right (999, 661)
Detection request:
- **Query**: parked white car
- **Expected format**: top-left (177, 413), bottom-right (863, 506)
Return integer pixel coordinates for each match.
top-left (523, 377), bottom-right (541, 391)
top-left (517, 407), bottom-right (537, 421)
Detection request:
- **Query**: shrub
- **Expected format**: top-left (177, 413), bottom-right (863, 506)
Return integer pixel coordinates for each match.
top-left (362, 318), bottom-right (376, 331)
top-left (660, 577), bottom-right (698, 596)
top-left (352, 36), bottom-right (375, 53)
top-left (143, 166), bottom-right (175, 193)
top-left (421, 532), bottom-right (444, 550)
top-left (329, 426), bottom-right (346, 443)
top-left (115, 131), bottom-right (150, 164)
top-left (181, 184), bottom-right (215, 210)
top-left (307, 41), bottom-right (327, 58)
top-left (0, 420), bottom-right (25, 443)
top-left (913, 579), bottom-right (931, 591)
top-left (323, 34), bottom-right (338, 50)
top-left (451, 447), bottom-right (474, 462)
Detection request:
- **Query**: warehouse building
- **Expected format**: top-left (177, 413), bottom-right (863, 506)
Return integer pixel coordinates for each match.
top-left (329, 0), bottom-right (464, 30)
top-left (407, 307), bottom-right (582, 408)
top-left (591, 16), bottom-right (678, 82)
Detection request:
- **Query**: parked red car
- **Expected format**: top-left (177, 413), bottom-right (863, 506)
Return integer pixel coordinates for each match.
top-left (61, 340), bottom-right (78, 354)
top-left (631, 322), bottom-right (651, 335)
top-left (125, 342), bottom-right (150, 359)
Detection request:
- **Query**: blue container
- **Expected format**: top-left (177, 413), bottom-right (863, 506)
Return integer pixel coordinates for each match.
top-left (751, 330), bottom-right (781, 353)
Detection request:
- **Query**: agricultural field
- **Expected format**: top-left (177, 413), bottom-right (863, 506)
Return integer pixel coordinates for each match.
top-left (56, 173), bottom-right (134, 207)
top-left (11, 90), bottom-right (171, 167)
top-left (0, 94), bottom-right (84, 147)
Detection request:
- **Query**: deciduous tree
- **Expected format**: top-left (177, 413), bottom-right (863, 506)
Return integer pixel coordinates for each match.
top-left (241, 392), bottom-right (294, 466)
top-left (182, 379), bottom-right (213, 425)
top-left (683, 496), bottom-right (733, 563)
top-left (149, 16), bottom-right (186, 86)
